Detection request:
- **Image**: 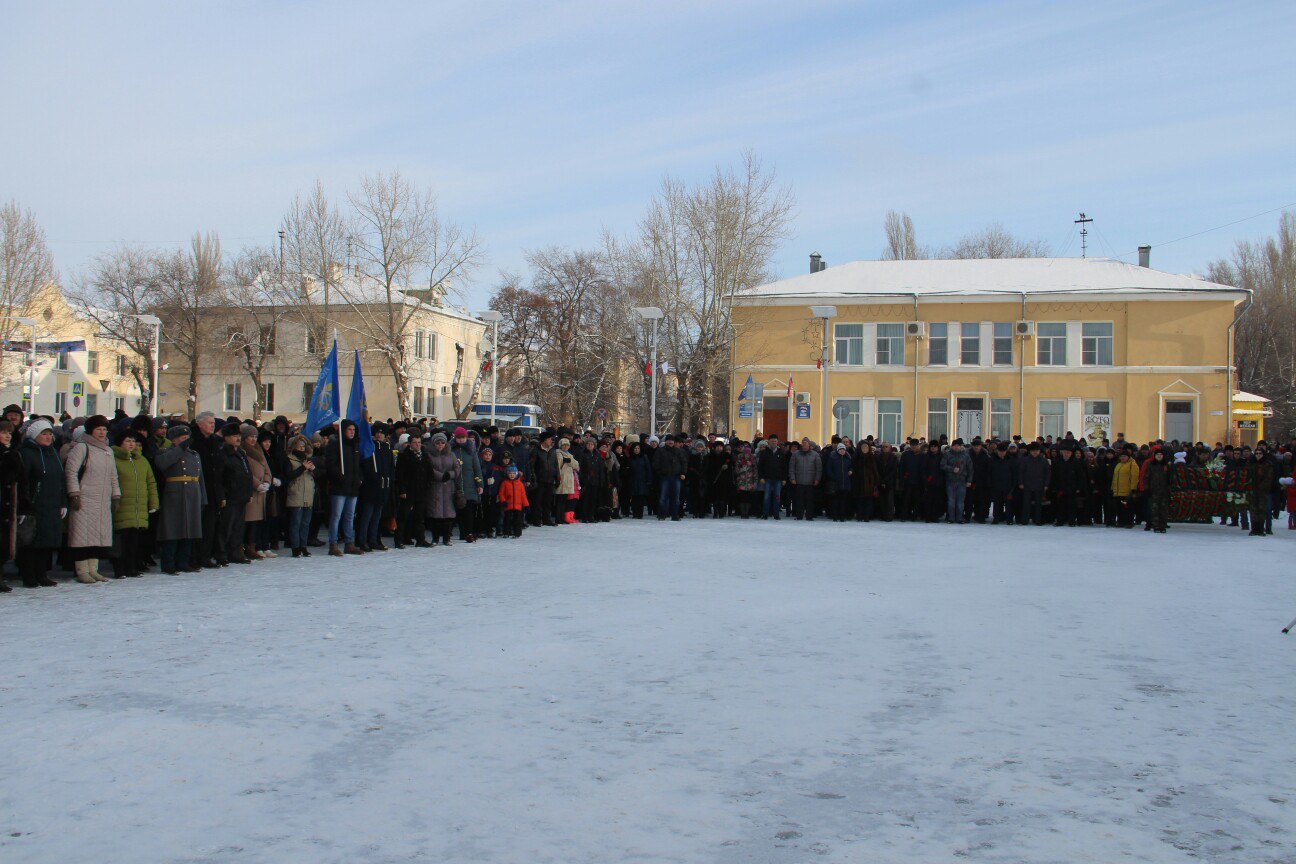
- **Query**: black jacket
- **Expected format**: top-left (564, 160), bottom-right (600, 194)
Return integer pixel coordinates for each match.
top-left (216, 442), bottom-right (253, 506)
top-left (326, 425), bottom-right (362, 497)
top-left (394, 446), bottom-right (433, 500)
top-left (756, 446), bottom-right (788, 482)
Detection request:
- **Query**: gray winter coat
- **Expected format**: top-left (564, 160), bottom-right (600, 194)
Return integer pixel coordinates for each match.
top-left (939, 449), bottom-right (972, 484)
top-left (789, 449), bottom-right (823, 485)
top-left (426, 449), bottom-right (461, 520)
top-left (452, 442), bottom-right (483, 503)
top-left (154, 442), bottom-right (206, 541)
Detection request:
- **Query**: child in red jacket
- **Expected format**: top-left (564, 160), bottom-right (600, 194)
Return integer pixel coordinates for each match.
top-left (499, 465), bottom-right (530, 538)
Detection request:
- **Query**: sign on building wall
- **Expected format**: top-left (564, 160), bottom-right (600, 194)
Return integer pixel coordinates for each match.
top-left (795, 403), bottom-right (811, 420)
top-left (1083, 413), bottom-right (1111, 445)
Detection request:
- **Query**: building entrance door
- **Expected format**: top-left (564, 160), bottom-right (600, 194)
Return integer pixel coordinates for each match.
top-left (763, 396), bottom-right (788, 440)
top-left (1164, 400), bottom-right (1194, 443)
top-left (955, 397), bottom-right (985, 441)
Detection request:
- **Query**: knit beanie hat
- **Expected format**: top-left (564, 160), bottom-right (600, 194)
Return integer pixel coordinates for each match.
top-left (24, 418), bottom-right (52, 440)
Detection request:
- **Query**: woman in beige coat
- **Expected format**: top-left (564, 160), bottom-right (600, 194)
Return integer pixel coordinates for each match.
top-left (62, 415), bottom-right (121, 583)
top-left (241, 425), bottom-right (274, 560)
top-left (555, 438), bottom-right (578, 523)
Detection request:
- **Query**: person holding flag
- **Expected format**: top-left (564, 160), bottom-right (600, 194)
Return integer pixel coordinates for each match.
top-left (350, 351), bottom-right (392, 552)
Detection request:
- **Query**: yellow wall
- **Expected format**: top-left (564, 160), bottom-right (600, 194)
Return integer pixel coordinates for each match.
top-left (731, 298), bottom-right (1238, 445)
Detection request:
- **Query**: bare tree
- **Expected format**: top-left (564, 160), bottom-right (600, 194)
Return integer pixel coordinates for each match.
top-left (0, 202), bottom-right (57, 383)
top-left (947, 223), bottom-right (1050, 259)
top-left (340, 171), bottom-right (484, 418)
top-left (222, 247), bottom-right (297, 422)
top-left (881, 210), bottom-right (925, 260)
top-left (280, 181), bottom-right (349, 350)
top-left (630, 152), bottom-right (793, 431)
top-left (71, 245), bottom-right (161, 412)
top-left (1209, 212), bottom-right (1296, 440)
top-left (152, 233), bottom-right (222, 419)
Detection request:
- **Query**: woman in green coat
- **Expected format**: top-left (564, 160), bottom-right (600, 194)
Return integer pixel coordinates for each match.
top-left (112, 431), bottom-right (159, 578)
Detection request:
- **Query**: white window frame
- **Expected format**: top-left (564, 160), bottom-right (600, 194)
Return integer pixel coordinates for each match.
top-left (224, 382), bottom-right (242, 412)
top-left (427, 332), bottom-right (438, 361)
top-left (833, 324), bottom-right (865, 366)
top-left (877, 398), bottom-right (903, 444)
top-left (113, 396), bottom-right (125, 413)
top-left (928, 323), bottom-right (948, 366)
top-left (1159, 393), bottom-right (1198, 443)
top-left (876, 323), bottom-right (905, 366)
top-left (833, 397), bottom-right (862, 442)
top-left (990, 398), bottom-right (1012, 440)
top-left (1036, 323), bottom-right (1067, 366)
top-left (992, 322), bottom-right (1013, 366)
top-left (54, 392), bottom-right (67, 414)
top-left (1037, 399), bottom-right (1066, 440)
top-left (927, 397), bottom-right (949, 442)
top-left (1081, 322), bottom-right (1114, 366)
top-left (960, 322), bottom-right (981, 366)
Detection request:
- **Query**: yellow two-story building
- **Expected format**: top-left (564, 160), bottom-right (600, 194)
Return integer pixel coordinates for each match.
top-left (730, 258), bottom-right (1250, 446)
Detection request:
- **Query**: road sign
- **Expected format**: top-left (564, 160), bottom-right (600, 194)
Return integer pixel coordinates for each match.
top-left (738, 404), bottom-right (753, 418)
top-left (795, 404), bottom-right (811, 420)
top-left (596, 407), bottom-right (607, 421)
top-left (72, 382), bottom-right (83, 397)
top-left (832, 401), bottom-right (850, 419)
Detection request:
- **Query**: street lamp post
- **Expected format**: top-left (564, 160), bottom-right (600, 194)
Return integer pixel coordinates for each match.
top-left (634, 307), bottom-right (664, 436)
top-left (810, 306), bottom-right (837, 444)
top-left (478, 310), bottom-right (502, 428)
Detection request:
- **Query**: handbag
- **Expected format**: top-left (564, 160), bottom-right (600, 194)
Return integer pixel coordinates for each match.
top-left (453, 489), bottom-right (467, 510)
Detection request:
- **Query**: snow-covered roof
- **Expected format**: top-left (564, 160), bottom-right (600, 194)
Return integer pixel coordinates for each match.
top-left (736, 258), bottom-right (1246, 303)
top-left (1232, 390), bottom-right (1271, 403)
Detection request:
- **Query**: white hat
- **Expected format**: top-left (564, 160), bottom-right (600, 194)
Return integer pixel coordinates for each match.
top-left (648, 435), bottom-right (660, 445)
top-left (25, 419), bottom-right (53, 440)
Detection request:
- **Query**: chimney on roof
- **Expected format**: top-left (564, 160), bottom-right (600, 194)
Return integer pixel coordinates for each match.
top-left (810, 252), bottom-right (826, 274)
top-left (1138, 245), bottom-right (1151, 268)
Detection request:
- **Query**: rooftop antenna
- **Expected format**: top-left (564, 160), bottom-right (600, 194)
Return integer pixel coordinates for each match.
top-left (1074, 212), bottom-right (1093, 258)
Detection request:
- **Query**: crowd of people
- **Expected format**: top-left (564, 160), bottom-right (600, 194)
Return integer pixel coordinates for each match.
top-left (1, 404), bottom-right (1292, 592)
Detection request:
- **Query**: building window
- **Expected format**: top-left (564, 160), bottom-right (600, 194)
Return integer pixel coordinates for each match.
top-left (114, 396), bottom-right (125, 413)
top-left (305, 328), bottom-right (320, 355)
top-left (56, 351), bottom-right (68, 371)
top-left (260, 382), bottom-right (275, 411)
top-left (224, 383), bottom-right (242, 412)
top-left (833, 324), bottom-right (864, 366)
top-left (413, 386), bottom-right (424, 415)
top-left (927, 397), bottom-right (949, 442)
top-left (413, 331), bottom-right (424, 359)
top-left (87, 351), bottom-right (100, 374)
top-left (1082, 322), bottom-right (1113, 366)
top-left (993, 322), bottom-right (1013, 365)
top-left (833, 398), bottom-right (861, 442)
top-left (54, 392), bottom-right (67, 414)
top-left (1036, 323), bottom-right (1067, 366)
top-left (85, 394), bottom-right (97, 416)
top-left (1038, 399), bottom-right (1066, 440)
top-left (928, 323), bottom-right (948, 365)
top-left (991, 398), bottom-right (1012, 440)
top-left (960, 322), bottom-right (981, 366)
top-left (301, 381), bottom-right (315, 411)
top-left (260, 325), bottom-right (277, 356)
top-left (876, 323), bottom-right (904, 366)
top-left (1083, 399), bottom-right (1112, 444)
top-left (428, 333), bottom-right (437, 360)
top-left (116, 354), bottom-right (129, 376)
top-left (877, 398), bottom-right (903, 444)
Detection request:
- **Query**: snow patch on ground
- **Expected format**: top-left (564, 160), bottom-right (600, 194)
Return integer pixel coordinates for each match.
top-left (2, 520), bottom-right (1295, 863)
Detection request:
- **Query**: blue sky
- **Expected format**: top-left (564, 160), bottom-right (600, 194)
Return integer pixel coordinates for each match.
top-left (3, 0), bottom-right (1293, 310)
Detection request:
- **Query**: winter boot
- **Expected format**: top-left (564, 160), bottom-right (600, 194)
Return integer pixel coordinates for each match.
top-left (328, 543), bottom-right (344, 557)
top-left (90, 559), bottom-right (109, 582)
top-left (74, 561), bottom-right (97, 584)
top-left (344, 543), bottom-right (364, 555)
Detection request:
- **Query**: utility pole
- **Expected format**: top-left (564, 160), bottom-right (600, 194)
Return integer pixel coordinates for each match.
top-left (1075, 212), bottom-right (1093, 258)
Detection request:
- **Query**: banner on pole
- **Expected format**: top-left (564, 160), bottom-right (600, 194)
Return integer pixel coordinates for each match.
top-left (303, 341), bottom-right (340, 436)
top-left (347, 350), bottom-right (374, 459)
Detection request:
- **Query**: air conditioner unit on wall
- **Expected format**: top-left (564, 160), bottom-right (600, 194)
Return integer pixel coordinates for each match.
top-left (1015, 320), bottom-right (1035, 337)
top-left (906, 321), bottom-right (926, 338)
top-left (794, 391), bottom-right (811, 405)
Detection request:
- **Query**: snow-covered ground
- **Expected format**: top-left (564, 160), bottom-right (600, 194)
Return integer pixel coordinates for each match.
top-left (3, 519), bottom-right (1295, 863)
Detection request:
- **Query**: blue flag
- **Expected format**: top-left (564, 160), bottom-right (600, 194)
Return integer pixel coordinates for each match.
top-left (303, 340), bottom-right (341, 436)
top-left (739, 374), bottom-right (755, 402)
top-left (347, 350), bottom-right (374, 459)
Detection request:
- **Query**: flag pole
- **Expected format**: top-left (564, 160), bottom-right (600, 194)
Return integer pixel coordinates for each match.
top-left (333, 331), bottom-right (344, 476)
top-left (787, 374), bottom-right (794, 444)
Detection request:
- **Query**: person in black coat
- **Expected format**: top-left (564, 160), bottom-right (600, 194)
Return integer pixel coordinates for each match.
top-left (703, 442), bottom-right (734, 518)
top-left (625, 442), bottom-right (653, 518)
top-left (191, 412), bottom-right (226, 567)
top-left (965, 438), bottom-right (992, 523)
top-left (874, 443), bottom-right (899, 522)
top-left (393, 434), bottom-right (433, 546)
top-left (986, 443), bottom-right (1019, 524)
top-left (531, 434), bottom-right (559, 526)
top-left (575, 439), bottom-right (608, 523)
top-left (755, 436), bottom-right (788, 519)
top-left (325, 419), bottom-right (362, 553)
top-left (214, 422), bottom-right (253, 565)
top-left (0, 421), bottom-right (27, 590)
top-left (920, 442), bottom-right (945, 523)
top-left (16, 420), bottom-right (65, 587)
top-left (355, 425), bottom-right (394, 551)
top-left (899, 441), bottom-right (926, 521)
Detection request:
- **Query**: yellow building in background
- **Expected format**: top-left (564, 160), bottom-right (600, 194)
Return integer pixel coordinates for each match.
top-left (730, 258), bottom-right (1250, 447)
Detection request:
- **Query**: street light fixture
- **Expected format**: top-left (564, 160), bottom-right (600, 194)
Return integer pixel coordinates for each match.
top-left (634, 307), bottom-right (664, 436)
top-left (809, 306), bottom-right (837, 444)
top-left (477, 310), bottom-right (502, 428)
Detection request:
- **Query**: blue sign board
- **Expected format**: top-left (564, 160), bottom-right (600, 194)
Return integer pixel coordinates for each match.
top-left (795, 403), bottom-right (811, 420)
top-left (738, 404), bottom-right (753, 418)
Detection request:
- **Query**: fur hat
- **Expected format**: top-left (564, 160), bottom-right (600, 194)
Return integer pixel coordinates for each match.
top-left (220, 422), bottom-right (242, 438)
top-left (83, 415), bottom-right (110, 434)
top-left (166, 424), bottom-right (191, 441)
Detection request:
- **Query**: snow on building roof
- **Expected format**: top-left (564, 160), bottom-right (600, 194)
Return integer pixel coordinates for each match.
top-left (736, 258), bottom-right (1246, 303)
top-left (1232, 391), bottom-right (1271, 404)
